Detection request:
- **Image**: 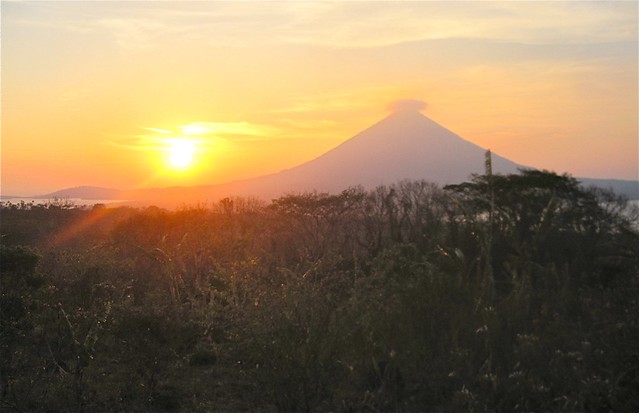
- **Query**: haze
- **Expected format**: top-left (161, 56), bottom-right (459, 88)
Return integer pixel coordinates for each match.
top-left (2, 1), bottom-right (637, 196)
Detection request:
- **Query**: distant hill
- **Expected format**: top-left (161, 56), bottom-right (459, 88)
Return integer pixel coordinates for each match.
top-left (36, 186), bottom-right (123, 200)
top-left (578, 178), bottom-right (639, 200)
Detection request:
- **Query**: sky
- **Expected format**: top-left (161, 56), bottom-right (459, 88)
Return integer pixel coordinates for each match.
top-left (2, 0), bottom-right (637, 196)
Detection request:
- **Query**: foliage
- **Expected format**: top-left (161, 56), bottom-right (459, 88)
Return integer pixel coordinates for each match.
top-left (0, 171), bottom-right (637, 412)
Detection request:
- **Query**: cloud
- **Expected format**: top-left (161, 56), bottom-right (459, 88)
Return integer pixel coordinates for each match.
top-left (106, 121), bottom-right (285, 152)
top-left (105, 134), bottom-right (168, 151)
top-left (179, 122), bottom-right (278, 139)
top-left (141, 127), bottom-right (171, 135)
top-left (388, 99), bottom-right (428, 113)
top-left (8, 1), bottom-right (636, 51)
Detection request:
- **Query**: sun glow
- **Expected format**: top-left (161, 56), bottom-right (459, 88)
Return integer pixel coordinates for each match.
top-left (167, 139), bottom-right (196, 168)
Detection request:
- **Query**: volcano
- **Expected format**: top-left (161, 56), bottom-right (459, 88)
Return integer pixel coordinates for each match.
top-left (266, 108), bottom-right (521, 191)
top-left (121, 107), bottom-right (524, 206)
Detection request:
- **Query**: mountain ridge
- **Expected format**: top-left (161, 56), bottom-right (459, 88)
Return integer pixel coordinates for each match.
top-left (34, 186), bottom-right (123, 200)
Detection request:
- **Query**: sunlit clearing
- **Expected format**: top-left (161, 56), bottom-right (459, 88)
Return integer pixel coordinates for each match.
top-left (168, 140), bottom-right (195, 168)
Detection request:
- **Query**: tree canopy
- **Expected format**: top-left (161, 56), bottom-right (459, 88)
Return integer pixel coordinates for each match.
top-left (1, 171), bottom-right (637, 412)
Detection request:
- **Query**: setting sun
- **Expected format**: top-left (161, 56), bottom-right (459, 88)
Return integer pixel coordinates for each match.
top-left (1, 1), bottom-right (637, 197)
top-left (167, 139), bottom-right (195, 169)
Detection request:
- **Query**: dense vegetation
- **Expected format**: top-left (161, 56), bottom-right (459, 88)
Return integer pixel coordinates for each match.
top-left (1, 170), bottom-right (638, 412)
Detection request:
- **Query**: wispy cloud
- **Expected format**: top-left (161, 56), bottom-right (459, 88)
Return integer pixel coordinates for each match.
top-left (179, 122), bottom-right (279, 141)
top-left (105, 134), bottom-right (170, 152)
top-left (7, 1), bottom-right (636, 51)
top-left (141, 127), bottom-right (171, 135)
top-left (106, 121), bottom-right (288, 152)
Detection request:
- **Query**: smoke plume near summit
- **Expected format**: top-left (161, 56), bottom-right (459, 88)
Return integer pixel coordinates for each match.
top-left (388, 99), bottom-right (428, 113)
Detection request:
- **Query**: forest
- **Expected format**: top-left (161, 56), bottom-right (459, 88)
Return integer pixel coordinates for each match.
top-left (1, 170), bottom-right (638, 412)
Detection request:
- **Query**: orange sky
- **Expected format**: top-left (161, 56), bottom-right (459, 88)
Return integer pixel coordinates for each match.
top-left (2, 1), bottom-right (637, 196)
